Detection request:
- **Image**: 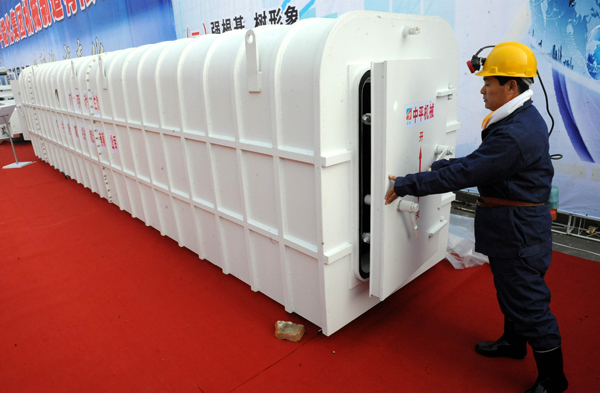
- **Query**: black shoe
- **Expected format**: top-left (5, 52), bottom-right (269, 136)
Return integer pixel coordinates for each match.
top-left (475, 337), bottom-right (527, 358)
top-left (475, 318), bottom-right (527, 359)
top-left (524, 346), bottom-right (568, 393)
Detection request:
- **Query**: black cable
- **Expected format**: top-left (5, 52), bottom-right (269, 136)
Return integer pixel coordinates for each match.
top-left (536, 69), bottom-right (562, 160)
top-left (475, 45), bottom-right (496, 56)
top-left (537, 69), bottom-right (555, 136)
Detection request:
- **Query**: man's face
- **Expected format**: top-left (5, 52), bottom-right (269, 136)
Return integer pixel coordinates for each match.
top-left (480, 76), bottom-right (512, 111)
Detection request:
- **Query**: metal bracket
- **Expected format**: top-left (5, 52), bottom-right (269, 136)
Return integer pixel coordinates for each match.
top-left (98, 55), bottom-right (108, 90)
top-left (446, 121), bottom-right (461, 134)
top-left (245, 30), bottom-right (261, 93)
top-left (402, 26), bottom-right (421, 36)
top-left (427, 218), bottom-right (449, 238)
top-left (437, 84), bottom-right (457, 100)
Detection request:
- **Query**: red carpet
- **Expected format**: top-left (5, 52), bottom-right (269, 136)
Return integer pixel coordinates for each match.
top-left (1, 141), bottom-right (599, 392)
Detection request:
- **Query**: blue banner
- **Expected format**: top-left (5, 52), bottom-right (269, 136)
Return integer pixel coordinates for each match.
top-left (0, 0), bottom-right (176, 69)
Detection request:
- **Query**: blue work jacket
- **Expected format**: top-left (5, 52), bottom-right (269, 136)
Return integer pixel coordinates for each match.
top-left (393, 100), bottom-right (554, 258)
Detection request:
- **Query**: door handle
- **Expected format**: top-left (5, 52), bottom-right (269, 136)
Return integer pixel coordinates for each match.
top-left (396, 199), bottom-right (419, 239)
top-left (428, 145), bottom-right (454, 171)
top-left (434, 144), bottom-right (454, 161)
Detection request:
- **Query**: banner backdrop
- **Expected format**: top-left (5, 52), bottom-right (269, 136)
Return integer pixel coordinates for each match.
top-left (0, 0), bottom-right (598, 219)
top-left (171, 0), bottom-right (455, 37)
top-left (455, 0), bottom-right (600, 220)
top-left (0, 0), bottom-right (176, 68)
top-left (529, 0), bottom-right (600, 219)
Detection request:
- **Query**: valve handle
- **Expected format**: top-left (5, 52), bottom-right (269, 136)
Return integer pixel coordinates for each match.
top-left (428, 145), bottom-right (454, 171)
top-left (396, 199), bottom-right (419, 239)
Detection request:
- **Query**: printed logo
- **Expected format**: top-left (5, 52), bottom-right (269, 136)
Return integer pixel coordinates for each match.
top-left (405, 100), bottom-right (435, 128)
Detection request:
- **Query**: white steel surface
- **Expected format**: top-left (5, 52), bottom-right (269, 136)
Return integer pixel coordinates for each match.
top-left (19, 11), bottom-right (459, 335)
top-left (370, 59), bottom-right (456, 301)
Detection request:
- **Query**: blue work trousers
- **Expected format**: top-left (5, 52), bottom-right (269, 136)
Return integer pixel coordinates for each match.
top-left (488, 248), bottom-right (562, 351)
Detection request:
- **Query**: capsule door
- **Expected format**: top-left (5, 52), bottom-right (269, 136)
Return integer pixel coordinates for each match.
top-left (368, 59), bottom-right (454, 301)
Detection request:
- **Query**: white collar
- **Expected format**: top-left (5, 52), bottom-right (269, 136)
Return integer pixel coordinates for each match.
top-left (484, 89), bottom-right (533, 128)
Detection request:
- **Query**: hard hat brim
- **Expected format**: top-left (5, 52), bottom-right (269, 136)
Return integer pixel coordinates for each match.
top-left (476, 69), bottom-right (538, 77)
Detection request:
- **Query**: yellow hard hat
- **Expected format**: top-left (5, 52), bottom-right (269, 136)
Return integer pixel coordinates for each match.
top-left (476, 42), bottom-right (538, 78)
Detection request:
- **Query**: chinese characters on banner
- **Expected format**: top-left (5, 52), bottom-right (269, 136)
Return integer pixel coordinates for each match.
top-left (202, 5), bottom-right (300, 36)
top-left (0, 0), bottom-right (99, 49)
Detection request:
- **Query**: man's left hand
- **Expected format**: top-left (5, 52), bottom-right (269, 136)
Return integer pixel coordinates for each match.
top-left (385, 175), bottom-right (399, 205)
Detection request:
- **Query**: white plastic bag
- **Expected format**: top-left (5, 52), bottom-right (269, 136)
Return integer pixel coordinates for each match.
top-left (446, 214), bottom-right (489, 269)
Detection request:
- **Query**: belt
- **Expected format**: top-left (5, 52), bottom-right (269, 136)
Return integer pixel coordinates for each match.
top-left (476, 196), bottom-right (544, 208)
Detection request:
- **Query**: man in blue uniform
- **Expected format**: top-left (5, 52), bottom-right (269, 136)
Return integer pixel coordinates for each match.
top-left (384, 42), bottom-right (568, 393)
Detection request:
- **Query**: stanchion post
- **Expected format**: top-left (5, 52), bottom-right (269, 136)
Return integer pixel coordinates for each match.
top-left (1, 107), bottom-right (33, 169)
